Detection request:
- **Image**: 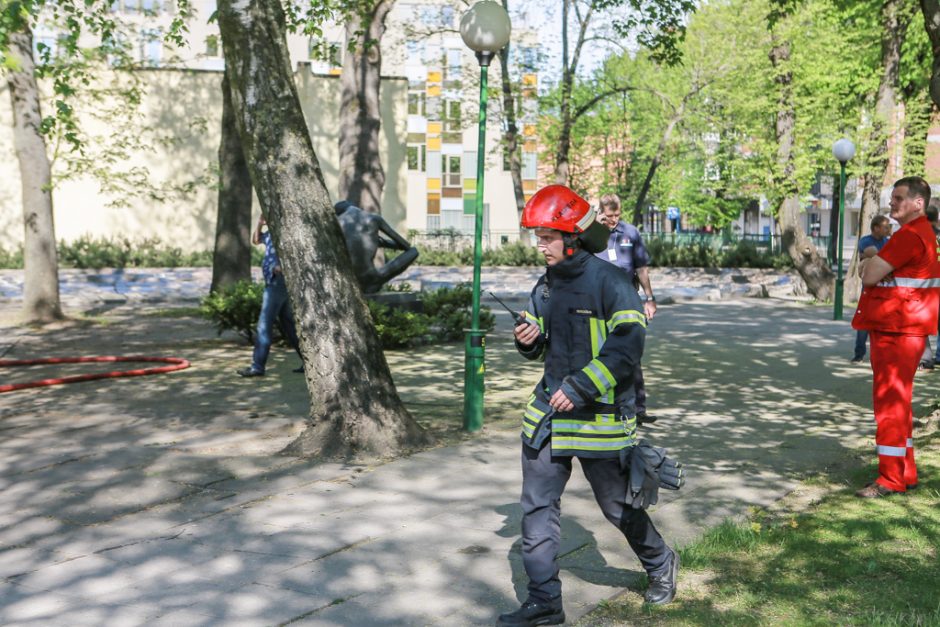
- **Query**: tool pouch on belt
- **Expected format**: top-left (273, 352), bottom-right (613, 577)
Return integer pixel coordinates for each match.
top-left (620, 440), bottom-right (685, 510)
top-left (521, 394), bottom-right (554, 451)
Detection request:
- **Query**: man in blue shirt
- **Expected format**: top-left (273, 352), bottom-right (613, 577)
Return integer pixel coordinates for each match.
top-left (237, 215), bottom-right (304, 377)
top-left (851, 215), bottom-right (890, 363)
top-left (595, 194), bottom-right (658, 424)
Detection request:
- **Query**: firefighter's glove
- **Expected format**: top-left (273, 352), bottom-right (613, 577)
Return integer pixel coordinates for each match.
top-left (658, 456), bottom-right (684, 491)
top-left (625, 444), bottom-right (661, 510)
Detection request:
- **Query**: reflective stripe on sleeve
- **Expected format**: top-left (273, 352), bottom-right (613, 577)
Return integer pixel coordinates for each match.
top-left (907, 438), bottom-right (914, 447)
top-left (525, 311), bottom-right (544, 333)
top-left (877, 444), bottom-right (907, 457)
top-left (582, 359), bottom-right (616, 395)
top-left (607, 309), bottom-right (647, 331)
top-left (879, 277), bottom-right (940, 288)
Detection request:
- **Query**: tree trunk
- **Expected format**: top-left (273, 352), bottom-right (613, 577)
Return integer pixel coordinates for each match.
top-left (632, 110), bottom-right (682, 225)
top-left (921, 0), bottom-right (940, 108)
top-left (769, 36), bottom-right (834, 300)
top-left (497, 23), bottom-right (527, 239)
top-left (7, 26), bottom-right (63, 323)
top-left (216, 0), bottom-right (428, 462)
top-left (846, 0), bottom-right (912, 302)
top-left (552, 0), bottom-right (592, 185)
top-left (337, 1), bottom-right (393, 215)
top-left (210, 68), bottom-right (253, 293)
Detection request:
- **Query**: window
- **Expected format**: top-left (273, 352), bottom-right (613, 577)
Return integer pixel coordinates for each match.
top-left (205, 34), bottom-right (219, 58)
top-left (408, 91), bottom-right (426, 116)
top-left (522, 152), bottom-right (537, 179)
top-left (141, 0), bottom-right (161, 14)
top-left (124, 0), bottom-right (138, 13)
top-left (519, 47), bottom-right (538, 71)
top-left (443, 100), bottom-right (461, 133)
top-left (407, 145), bottom-right (426, 171)
top-left (445, 48), bottom-right (462, 78)
top-left (443, 154), bottom-right (461, 187)
top-left (140, 28), bottom-right (162, 66)
top-left (406, 40), bottom-right (424, 64)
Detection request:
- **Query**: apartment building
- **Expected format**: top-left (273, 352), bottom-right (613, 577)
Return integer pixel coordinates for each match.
top-left (2, 0), bottom-right (540, 251)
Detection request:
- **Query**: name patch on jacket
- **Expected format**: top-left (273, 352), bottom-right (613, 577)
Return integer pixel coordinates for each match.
top-left (569, 307), bottom-right (597, 316)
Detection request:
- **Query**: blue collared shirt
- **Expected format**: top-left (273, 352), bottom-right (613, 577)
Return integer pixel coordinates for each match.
top-left (595, 220), bottom-right (651, 277)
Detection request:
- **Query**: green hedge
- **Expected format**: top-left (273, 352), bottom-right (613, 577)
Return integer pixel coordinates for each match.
top-left (0, 236), bottom-right (263, 269)
top-left (200, 281), bottom-right (494, 350)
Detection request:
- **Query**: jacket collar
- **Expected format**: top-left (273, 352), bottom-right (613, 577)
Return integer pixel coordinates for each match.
top-left (547, 249), bottom-right (591, 280)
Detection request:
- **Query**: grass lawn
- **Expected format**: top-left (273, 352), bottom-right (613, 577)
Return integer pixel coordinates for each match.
top-left (581, 424), bottom-right (940, 626)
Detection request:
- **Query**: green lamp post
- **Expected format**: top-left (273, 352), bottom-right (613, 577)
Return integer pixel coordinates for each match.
top-left (459, 1), bottom-right (511, 432)
top-left (832, 137), bottom-right (856, 321)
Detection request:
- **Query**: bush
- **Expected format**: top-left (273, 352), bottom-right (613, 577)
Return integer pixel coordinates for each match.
top-left (198, 281), bottom-right (495, 350)
top-left (367, 300), bottom-right (432, 348)
top-left (0, 245), bottom-right (24, 269)
top-left (199, 279), bottom-right (264, 342)
top-left (422, 283), bottom-right (496, 342)
top-left (56, 235), bottom-right (217, 269)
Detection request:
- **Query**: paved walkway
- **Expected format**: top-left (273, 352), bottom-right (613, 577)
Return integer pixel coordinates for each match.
top-left (0, 270), bottom-right (909, 626)
top-left (0, 265), bottom-right (804, 311)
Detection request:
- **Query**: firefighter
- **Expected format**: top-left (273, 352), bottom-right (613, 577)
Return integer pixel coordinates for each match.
top-left (852, 176), bottom-right (940, 498)
top-left (497, 185), bottom-right (678, 627)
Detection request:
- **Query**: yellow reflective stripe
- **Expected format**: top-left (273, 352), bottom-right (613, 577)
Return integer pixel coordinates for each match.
top-left (524, 310), bottom-right (544, 333)
top-left (589, 319), bottom-right (612, 403)
top-left (552, 435), bottom-right (636, 450)
top-left (552, 421), bottom-right (627, 433)
top-left (583, 359), bottom-right (616, 395)
top-left (608, 309), bottom-right (647, 331)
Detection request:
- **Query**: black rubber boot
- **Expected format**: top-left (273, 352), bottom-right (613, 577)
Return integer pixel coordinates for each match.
top-left (496, 599), bottom-right (565, 626)
top-left (644, 547), bottom-right (679, 605)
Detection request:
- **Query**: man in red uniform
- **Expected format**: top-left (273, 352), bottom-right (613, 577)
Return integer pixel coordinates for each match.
top-left (853, 176), bottom-right (940, 498)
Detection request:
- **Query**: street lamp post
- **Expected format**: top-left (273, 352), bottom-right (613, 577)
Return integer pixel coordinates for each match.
top-left (459, 1), bottom-right (511, 432)
top-left (831, 138), bottom-right (856, 321)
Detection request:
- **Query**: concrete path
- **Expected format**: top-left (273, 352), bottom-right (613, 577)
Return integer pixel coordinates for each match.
top-left (0, 283), bottom-right (916, 625)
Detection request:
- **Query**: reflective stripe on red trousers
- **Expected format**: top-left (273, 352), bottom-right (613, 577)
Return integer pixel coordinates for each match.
top-left (869, 331), bottom-right (922, 491)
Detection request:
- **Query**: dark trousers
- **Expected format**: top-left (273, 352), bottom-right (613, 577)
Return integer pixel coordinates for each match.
top-left (519, 441), bottom-right (670, 603)
top-left (854, 330), bottom-right (868, 360)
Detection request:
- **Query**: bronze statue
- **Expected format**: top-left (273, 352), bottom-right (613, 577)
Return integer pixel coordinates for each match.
top-left (335, 201), bottom-right (419, 294)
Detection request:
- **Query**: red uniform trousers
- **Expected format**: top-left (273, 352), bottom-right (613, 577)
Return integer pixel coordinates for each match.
top-left (869, 330), bottom-right (922, 491)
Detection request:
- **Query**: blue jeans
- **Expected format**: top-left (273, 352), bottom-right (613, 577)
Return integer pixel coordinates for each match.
top-left (251, 273), bottom-right (300, 373)
top-left (854, 330), bottom-right (868, 360)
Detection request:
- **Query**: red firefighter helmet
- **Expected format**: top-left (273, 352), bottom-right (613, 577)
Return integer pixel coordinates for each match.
top-left (521, 185), bottom-right (609, 254)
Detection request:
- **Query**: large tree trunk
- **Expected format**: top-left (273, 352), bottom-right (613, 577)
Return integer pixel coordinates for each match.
top-left (337, 1), bottom-right (393, 215)
top-left (846, 0), bottom-right (912, 302)
top-left (632, 110), bottom-right (682, 225)
top-left (769, 36), bottom-right (834, 300)
top-left (210, 68), bottom-right (253, 293)
top-left (497, 24), bottom-right (527, 239)
top-left (7, 27), bottom-right (63, 323)
top-left (921, 0), bottom-right (940, 108)
top-left (216, 0), bottom-right (428, 462)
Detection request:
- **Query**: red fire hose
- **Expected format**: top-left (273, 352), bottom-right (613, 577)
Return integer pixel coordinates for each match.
top-left (0, 356), bottom-right (191, 393)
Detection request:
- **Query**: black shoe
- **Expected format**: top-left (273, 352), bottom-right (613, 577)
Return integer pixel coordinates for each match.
top-left (237, 367), bottom-right (264, 378)
top-left (636, 411), bottom-right (657, 425)
top-left (850, 356), bottom-right (864, 363)
top-left (497, 600), bottom-right (565, 626)
top-left (644, 547), bottom-right (679, 605)
top-left (918, 359), bottom-right (935, 371)
top-left (292, 366), bottom-right (304, 373)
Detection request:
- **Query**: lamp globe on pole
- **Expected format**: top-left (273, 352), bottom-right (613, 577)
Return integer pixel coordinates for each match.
top-left (831, 137), bottom-right (855, 321)
top-left (460, 1), bottom-right (511, 432)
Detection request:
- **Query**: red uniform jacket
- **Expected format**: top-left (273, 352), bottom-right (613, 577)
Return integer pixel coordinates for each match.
top-left (852, 216), bottom-right (940, 335)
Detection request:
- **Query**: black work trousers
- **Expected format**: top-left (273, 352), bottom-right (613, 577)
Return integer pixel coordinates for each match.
top-left (520, 440), bottom-right (670, 603)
